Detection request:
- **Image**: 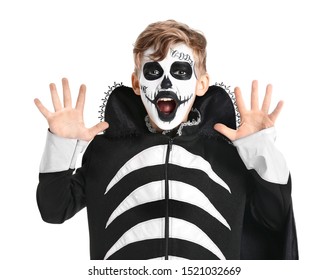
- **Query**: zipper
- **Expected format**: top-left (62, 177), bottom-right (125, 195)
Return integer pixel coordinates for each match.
top-left (164, 137), bottom-right (173, 260)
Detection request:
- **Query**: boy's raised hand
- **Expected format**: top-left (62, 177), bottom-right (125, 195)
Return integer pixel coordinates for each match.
top-left (34, 78), bottom-right (109, 141)
top-left (214, 80), bottom-right (283, 141)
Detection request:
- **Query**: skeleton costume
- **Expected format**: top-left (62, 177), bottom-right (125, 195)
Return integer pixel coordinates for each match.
top-left (36, 46), bottom-right (298, 260)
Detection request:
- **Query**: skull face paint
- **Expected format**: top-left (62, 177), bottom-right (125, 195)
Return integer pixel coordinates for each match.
top-left (139, 44), bottom-right (197, 131)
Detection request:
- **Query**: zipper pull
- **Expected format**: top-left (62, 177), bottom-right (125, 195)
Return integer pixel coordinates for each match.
top-left (168, 138), bottom-right (173, 151)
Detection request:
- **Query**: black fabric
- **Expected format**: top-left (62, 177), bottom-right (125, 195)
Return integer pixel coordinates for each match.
top-left (241, 203), bottom-right (298, 260)
top-left (104, 86), bottom-right (148, 138)
top-left (194, 85), bottom-right (237, 134)
top-left (37, 84), bottom-right (298, 260)
top-left (103, 85), bottom-right (299, 260)
top-left (169, 239), bottom-right (219, 260)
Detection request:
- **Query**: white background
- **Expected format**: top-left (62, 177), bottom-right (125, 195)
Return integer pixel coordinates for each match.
top-left (1, 0), bottom-right (328, 279)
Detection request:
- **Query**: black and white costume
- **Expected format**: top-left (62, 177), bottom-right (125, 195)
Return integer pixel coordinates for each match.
top-left (36, 85), bottom-right (298, 260)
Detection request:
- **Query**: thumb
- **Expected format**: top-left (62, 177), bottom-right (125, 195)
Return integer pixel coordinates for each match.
top-left (214, 123), bottom-right (236, 141)
top-left (88, 121), bottom-right (109, 138)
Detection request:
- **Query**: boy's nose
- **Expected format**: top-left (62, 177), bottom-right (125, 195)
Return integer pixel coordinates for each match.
top-left (161, 75), bottom-right (172, 89)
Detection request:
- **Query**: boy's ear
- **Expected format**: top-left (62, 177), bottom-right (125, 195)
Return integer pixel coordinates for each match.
top-left (131, 72), bottom-right (140, 95)
top-left (195, 73), bottom-right (210, 96)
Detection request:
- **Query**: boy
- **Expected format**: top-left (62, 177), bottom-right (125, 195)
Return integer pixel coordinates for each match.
top-left (34, 20), bottom-right (297, 259)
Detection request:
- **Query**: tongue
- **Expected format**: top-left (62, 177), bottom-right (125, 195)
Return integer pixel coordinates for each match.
top-left (157, 100), bottom-right (176, 114)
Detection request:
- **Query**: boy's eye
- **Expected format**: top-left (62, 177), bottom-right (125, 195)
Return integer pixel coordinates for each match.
top-left (143, 62), bottom-right (164, 80)
top-left (150, 70), bottom-right (161, 76)
top-left (173, 70), bottom-right (187, 76)
top-left (170, 62), bottom-right (193, 80)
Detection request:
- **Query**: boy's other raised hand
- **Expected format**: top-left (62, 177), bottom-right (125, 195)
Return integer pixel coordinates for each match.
top-left (34, 78), bottom-right (109, 141)
top-left (214, 80), bottom-right (283, 141)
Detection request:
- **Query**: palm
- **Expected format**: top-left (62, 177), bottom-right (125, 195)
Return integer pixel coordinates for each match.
top-left (47, 107), bottom-right (92, 140)
top-left (214, 80), bottom-right (283, 141)
top-left (34, 78), bottom-right (109, 141)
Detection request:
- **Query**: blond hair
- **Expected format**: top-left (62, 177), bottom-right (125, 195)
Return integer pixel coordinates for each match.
top-left (133, 20), bottom-right (207, 77)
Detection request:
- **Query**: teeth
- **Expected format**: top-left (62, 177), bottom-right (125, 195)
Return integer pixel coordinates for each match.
top-left (158, 98), bottom-right (173, 102)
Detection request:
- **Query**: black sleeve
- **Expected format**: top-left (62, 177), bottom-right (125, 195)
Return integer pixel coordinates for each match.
top-left (36, 141), bottom-right (93, 224)
top-left (247, 170), bottom-right (292, 232)
top-left (241, 172), bottom-right (298, 259)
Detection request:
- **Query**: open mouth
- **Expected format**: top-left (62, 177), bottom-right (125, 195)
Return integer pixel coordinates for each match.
top-left (145, 91), bottom-right (192, 122)
top-left (157, 98), bottom-right (177, 115)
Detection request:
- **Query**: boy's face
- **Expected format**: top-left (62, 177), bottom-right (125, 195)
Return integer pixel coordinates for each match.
top-left (138, 44), bottom-right (198, 131)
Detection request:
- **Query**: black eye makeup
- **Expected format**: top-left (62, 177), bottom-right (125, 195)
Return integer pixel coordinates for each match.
top-left (143, 62), bottom-right (164, 80)
top-left (170, 62), bottom-right (193, 80)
